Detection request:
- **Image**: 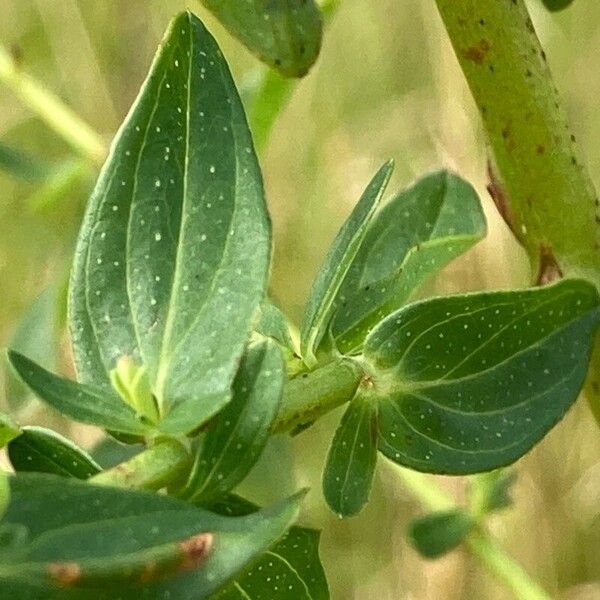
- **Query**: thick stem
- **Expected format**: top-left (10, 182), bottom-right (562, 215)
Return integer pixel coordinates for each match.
top-left (273, 357), bottom-right (363, 433)
top-left (394, 466), bottom-right (552, 600)
top-left (433, 0), bottom-right (600, 284)
top-left (0, 45), bottom-right (106, 165)
top-left (90, 438), bottom-right (190, 491)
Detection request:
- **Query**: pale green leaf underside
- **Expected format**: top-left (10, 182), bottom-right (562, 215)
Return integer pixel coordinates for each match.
top-left (69, 11), bottom-right (271, 434)
top-left (0, 474), bottom-right (303, 599)
top-left (322, 391), bottom-right (378, 517)
top-left (332, 171), bottom-right (486, 354)
top-left (301, 161), bottom-right (394, 364)
top-left (186, 340), bottom-right (285, 502)
top-left (364, 279), bottom-right (600, 474)
top-left (201, 0), bottom-right (323, 77)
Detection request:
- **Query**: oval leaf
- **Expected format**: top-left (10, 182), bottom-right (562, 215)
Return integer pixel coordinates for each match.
top-left (69, 11), bottom-right (271, 434)
top-left (210, 496), bottom-right (329, 600)
top-left (301, 161), bottom-right (394, 365)
top-left (185, 340), bottom-right (285, 502)
top-left (322, 391), bottom-right (378, 517)
top-left (364, 279), bottom-right (600, 474)
top-left (8, 426), bottom-right (101, 479)
top-left (332, 171), bottom-right (486, 354)
top-left (541, 0), bottom-right (575, 11)
top-left (408, 509), bottom-right (474, 559)
top-left (1, 473), bottom-right (303, 598)
top-left (201, 0), bottom-right (323, 77)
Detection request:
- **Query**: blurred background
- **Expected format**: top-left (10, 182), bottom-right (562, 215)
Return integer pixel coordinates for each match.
top-left (0, 0), bottom-right (599, 598)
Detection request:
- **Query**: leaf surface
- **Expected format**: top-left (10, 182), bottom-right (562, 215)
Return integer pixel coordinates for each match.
top-left (408, 509), bottom-right (473, 559)
top-left (331, 171), bottom-right (486, 353)
top-left (364, 279), bottom-right (600, 473)
top-left (0, 474), bottom-right (303, 599)
top-left (186, 340), bottom-right (285, 502)
top-left (7, 351), bottom-right (149, 436)
top-left (301, 161), bottom-right (394, 364)
top-left (8, 426), bottom-right (101, 479)
top-left (69, 11), bottom-right (271, 434)
top-left (322, 391), bottom-right (377, 517)
top-left (201, 0), bottom-right (322, 77)
top-left (210, 496), bottom-right (329, 600)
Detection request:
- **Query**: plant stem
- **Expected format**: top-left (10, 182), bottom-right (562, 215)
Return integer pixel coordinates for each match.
top-left (432, 0), bottom-right (600, 422)
top-left (273, 358), bottom-right (363, 433)
top-left (90, 438), bottom-right (190, 491)
top-left (0, 44), bottom-right (106, 165)
top-left (393, 466), bottom-right (552, 600)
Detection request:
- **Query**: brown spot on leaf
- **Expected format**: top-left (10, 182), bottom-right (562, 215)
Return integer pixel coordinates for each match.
top-left (463, 39), bottom-right (490, 64)
top-left (486, 161), bottom-right (514, 231)
top-left (48, 562), bottom-right (82, 586)
top-left (179, 532), bottom-right (214, 571)
top-left (536, 245), bottom-right (563, 286)
top-left (536, 145), bottom-right (545, 155)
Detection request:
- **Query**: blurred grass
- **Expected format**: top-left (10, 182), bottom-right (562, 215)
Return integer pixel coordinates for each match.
top-left (0, 0), bottom-right (599, 598)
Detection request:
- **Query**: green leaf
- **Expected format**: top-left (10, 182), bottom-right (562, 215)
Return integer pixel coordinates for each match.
top-left (7, 351), bottom-right (150, 436)
top-left (301, 161), bottom-right (394, 365)
top-left (541, 0), bottom-right (575, 11)
top-left (364, 279), bottom-right (600, 474)
top-left (0, 141), bottom-right (51, 183)
top-left (7, 426), bottom-right (101, 479)
top-left (332, 171), bottom-right (486, 354)
top-left (201, 0), bottom-right (323, 77)
top-left (322, 391), bottom-right (378, 517)
top-left (469, 470), bottom-right (516, 517)
top-left (209, 496), bottom-right (329, 600)
top-left (408, 509), bottom-right (474, 559)
top-left (0, 474), bottom-right (304, 598)
top-left (186, 340), bottom-right (285, 502)
top-left (0, 412), bottom-right (20, 448)
top-left (69, 11), bottom-right (271, 434)
top-left (91, 437), bottom-right (144, 469)
top-left (255, 301), bottom-right (295, 351)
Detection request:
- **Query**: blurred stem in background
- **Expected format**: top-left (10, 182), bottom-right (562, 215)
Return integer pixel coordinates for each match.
top-left (0, 43), bottom-right (106, 166)
top-left (433, 0), bottom-right (600, 422)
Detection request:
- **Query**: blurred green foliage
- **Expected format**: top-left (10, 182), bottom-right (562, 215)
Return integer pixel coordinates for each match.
top-left (1, 1), bottom-right (599, 598)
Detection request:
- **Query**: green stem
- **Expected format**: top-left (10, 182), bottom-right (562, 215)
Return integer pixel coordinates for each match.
top-left (0, 44), bottom-right (106, 165)
top-left (433, 0), bottom-right (600, 284)
top-left (432, 0), bottom-right (600, 423)
top-left (393, 466), bottom-right (552, 600)
top-left (90, 438), bottom-right (190, 491)
top-left (273, 358), bottom-right (363, 433)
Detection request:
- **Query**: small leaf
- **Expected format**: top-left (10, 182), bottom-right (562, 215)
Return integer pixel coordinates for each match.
top-left (301, 161), bottom-right (394, 365)
top-left (0, 141), bottom-right (51, 183)
top-left (7, 351), bottom-right (150, 436)
top-left (186, 340), bottom-right (285, 502)
top-left (408, 510), bottom-right (474, 559)
top-left (322, 391), bottom-right (378, 517)
top-left (469, 470), bottom-right (517, 517)
top-left (1, 473), bottom-right (304, 598)
top-left (364, 279), bottom-right (600, 474)
top-left (541, 0), bottom-right (575, 11)
top-left (91, 437), bottom-right (145, 469)
top-left (210, 496), bottom-right (330, 600)
top-left (69, 11), bottom-right (271, 435)
top-left (8, 426), bottom-right (101, 479)
top-left (332, 171), bottom-right (486, 353)
top-left (0, 412), bottom-right (20, 447)
top-left (201, 0), bottom-right (323, 77)
top-left (255, 301), bottom-right (295, 351)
